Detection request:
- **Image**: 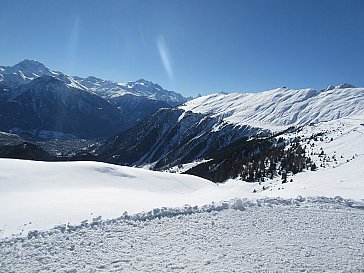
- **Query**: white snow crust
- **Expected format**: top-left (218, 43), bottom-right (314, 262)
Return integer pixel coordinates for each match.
top-left (1, 197), bottom-right (363, 272)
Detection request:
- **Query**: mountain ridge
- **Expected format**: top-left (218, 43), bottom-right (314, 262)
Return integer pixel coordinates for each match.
top-left (180, 85), bottom-right (364, 130)
top-left (0, 59), bottom-right (189, 106)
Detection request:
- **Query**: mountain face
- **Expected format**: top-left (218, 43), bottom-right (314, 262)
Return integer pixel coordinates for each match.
top-left (96, 108), bottom-right (268, 169)
top-left (109, 94), bottom-right (172, 128)
top-left (0, 76), bottom-right (125, 138)
top-left (0, 60), bottom-right (55, 89)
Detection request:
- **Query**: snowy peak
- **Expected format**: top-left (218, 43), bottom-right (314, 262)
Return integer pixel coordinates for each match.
top-left (323, 83), bottom-right (356, 91)
top-left (0, 59), bottom-right (60, 88)
top-left (336, 83), bottom-right (355, 89)
top-left (13, 59), bottom-right (48, 74)
top-left (115, 79), bottom-right (188, 106)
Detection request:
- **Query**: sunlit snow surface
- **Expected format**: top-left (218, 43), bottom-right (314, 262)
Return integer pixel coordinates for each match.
top-left (1, 198), bottom-right (363, 272)
top-left (0, 160), bottom-right (226, 238)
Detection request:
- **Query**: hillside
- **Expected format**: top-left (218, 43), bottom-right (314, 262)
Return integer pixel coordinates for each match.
top-left (180, 85), bottom-right (364, 130)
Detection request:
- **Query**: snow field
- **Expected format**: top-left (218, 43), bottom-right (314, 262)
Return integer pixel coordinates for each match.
top-left (1, 197), bottom-right (363, 272)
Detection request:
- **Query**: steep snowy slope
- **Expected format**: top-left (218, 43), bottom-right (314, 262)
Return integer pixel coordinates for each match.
top-left (97, 108), bottom-right (266, 168)
top-left (180, 85), bottom-right (364, 130)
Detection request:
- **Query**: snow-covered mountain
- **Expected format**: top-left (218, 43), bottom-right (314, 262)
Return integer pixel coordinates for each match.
top-left (1, 119), bottom-right (363, 272)
top-left (109, 94), bottom-right (171, 126)
top-left (0, 59), bottom-right (53, 88)
top-left (97, 84), bottom-right (364, 172)
top-left (0, 59), bottom-right (85, 90)
top-left (180, 85), bottom-right (364, 130)
top-left (0, 60), bottom-right (189, 105)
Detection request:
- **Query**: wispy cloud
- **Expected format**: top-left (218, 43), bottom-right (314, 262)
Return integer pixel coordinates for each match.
top-left (139, 24), bottom-right (147, 47)
top-left (157, 35), bottom-right (174, 81)
top-left (66, 17), bottom-right (80, 72)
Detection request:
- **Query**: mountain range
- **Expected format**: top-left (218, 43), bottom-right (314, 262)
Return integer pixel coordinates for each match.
top-left (1, 59), bottom-right (364, 183)
top-left (0, 60), bottom-right (189, 138)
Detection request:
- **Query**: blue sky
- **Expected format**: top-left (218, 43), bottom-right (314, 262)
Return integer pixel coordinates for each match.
top-left (0, 0), bottom-right (363, 96)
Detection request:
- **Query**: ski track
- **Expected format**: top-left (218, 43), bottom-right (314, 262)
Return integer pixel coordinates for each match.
top-left (1, 197), bottom-right (364, 273)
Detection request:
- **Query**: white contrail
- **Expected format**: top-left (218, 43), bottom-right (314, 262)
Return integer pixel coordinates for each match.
top-left (66, 16), bottom-right (79, 73)
top-left (157, 35), bottom-right (174, 81)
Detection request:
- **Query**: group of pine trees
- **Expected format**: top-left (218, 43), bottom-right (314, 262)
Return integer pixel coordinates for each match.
top-left (187, 137), bottom-right (315, 183)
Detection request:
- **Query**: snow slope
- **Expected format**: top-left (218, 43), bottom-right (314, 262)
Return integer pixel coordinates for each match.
top-left (180, 85), bottom-right (364, 130)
